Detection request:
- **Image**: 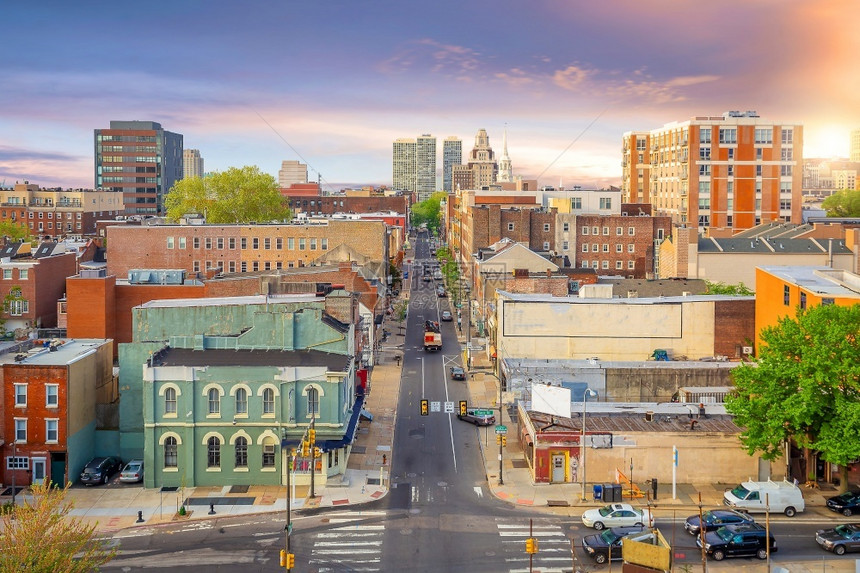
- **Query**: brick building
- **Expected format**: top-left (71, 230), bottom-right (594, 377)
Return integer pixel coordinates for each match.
top-left (282, 194), bottom-right (409, 219)
top-left (570, 214), bottom-right (672, 278)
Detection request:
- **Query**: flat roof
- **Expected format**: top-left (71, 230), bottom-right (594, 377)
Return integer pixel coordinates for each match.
top-left (0, 339), bottom-right (109, 366)
top-left (526, 403), bottom-right (740, 434)
top-left (155, 347), bottom-right (351, 370)
top-left (496, 290), bottom-right (753, 304)
top-left (138, 293), bottom-right (322, 309)
top-left (759, 266), bottom-right (860, 297)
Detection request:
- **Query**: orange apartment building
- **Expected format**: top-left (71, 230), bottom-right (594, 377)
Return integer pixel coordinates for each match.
top-left (622, 111), bottom-right (803, 233)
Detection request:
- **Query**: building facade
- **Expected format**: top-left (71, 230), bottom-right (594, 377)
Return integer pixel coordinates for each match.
top-left (392, 134), bottom-right (436, 201)
top-left (182, 149), bottom-right (204, 179)
top-left (452, 129), bottom-right (498, 191)
top-left (94, 120), bottom-right (183, 216)
top-left (278, 160), bottom-right (308, 188)
top-left (851, 129), bottom-right (860, 163)
top-left (622, 111), bottom-right (803, 232)
top-left (442, 137), bottom-right (462, 193)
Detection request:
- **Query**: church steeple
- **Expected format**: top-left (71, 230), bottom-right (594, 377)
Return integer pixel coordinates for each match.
top-left (498, 126), bottom-right (513, 183)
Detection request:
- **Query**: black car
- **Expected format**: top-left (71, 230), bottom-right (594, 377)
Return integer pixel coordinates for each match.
top-left (450, 366), bottom-right (466, 380)
top-left (816, 523), bottom-right (860, 555)
top-left (440, 310), bottom-right (453, 322)
top-left (582, 526), bottom-right (646, 564)
top-left (684, 509), bottom-right (755, 535)
top-left (826, 490), bottom-right (860, 516)
top-left (80, 456), bottom-right (123, 486)
top-left (697, 523), bottom-right (777, 561)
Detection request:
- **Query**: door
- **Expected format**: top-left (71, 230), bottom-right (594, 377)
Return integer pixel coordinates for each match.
top-left (32, 458), bottom-right (47, 485)
top-left (757, 457), bottom-right (770, 481)
top-left (551, 454), bottom-right (566, 483)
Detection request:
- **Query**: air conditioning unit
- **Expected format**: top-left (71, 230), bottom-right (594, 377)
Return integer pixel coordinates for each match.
top-left (742, 346), bottom-right (753, 355)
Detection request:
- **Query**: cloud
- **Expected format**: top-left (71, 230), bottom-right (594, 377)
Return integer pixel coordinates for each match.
top-left (0, 146), bottom-right (80, 162)
top-left (378, 39), bottom-right (482, 77)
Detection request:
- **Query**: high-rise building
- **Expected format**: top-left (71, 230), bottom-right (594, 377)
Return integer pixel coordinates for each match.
top-left (279, 160), bottom-right (309, 188)
top-left (393, 134), bottom-right (436, 201)
top-left (95, 120), bottom-right (183, 216)
top-left (183, 149), bottom-right (204, 179)
top-left (497, 128), bottom-right (513, 183)
top-left (621, 111), bottom-right (803, 231)
top-left (452, 128), bottom-right (498, 191)
top-left (850, 129), bottom-right (860, 162)
top-left (442, 137), bottom-right (462, 193)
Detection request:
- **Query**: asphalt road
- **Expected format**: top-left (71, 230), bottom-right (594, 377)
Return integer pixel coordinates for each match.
top-left (101, 232), bottom-right (856, 572)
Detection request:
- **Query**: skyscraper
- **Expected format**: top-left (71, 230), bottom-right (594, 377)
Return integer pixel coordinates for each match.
top-left (621, 111), bottom-right (803, 231)
top-left (183, 149), bottom-right (204, 179)
top-left (95, 120), bottom-right (183, 216)
top-left (443, 137), bottom-right (462, 192)
top-left (393, 134), bottom-right (437, 201)
top-left (452, 129), bottom-right (498, 190)
top-left (279, 160), bottom-right (309, 187)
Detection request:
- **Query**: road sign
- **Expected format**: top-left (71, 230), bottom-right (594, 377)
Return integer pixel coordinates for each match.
top-left (444, 401), bottom-right (455, 413)
top-left (430, 401), bottom-right (441, 412)
top-left (474, 409), bottom-right (494, 416)
top-left (495, 425), bottom-right (507, 434)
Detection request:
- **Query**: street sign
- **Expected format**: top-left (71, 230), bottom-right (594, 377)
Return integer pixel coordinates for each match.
top-left (444, 401), bottom-right (455, 413)
top-left (474, 409), bottom-right (494, 416)
top-left (430, 401), bottom-right (441, 412)
top-left (495, 425), bottom-right (507, 434)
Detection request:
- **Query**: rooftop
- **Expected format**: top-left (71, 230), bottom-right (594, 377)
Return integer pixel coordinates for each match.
top-left (138, 294), bottom-right (322, 309)
top-left (154, 347), bottom-right (351, 371)
top-left (0, 339), bottom-right (109, 366)
top-left (759, 266), bottom-right (860, 297)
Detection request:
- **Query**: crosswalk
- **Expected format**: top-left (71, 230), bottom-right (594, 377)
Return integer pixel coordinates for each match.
top-left (310, 511), bottom-right (386, 572)
top-left (498, 521), bottom-right (574, 573)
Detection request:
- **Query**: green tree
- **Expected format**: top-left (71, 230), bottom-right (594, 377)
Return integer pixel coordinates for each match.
top-left (0, 482), bottom-right (116, 571)
top-left (725, 304), bottom-right (860, 492)
top-left (0, 220), bottom-right (31, 242)
top-left (410, 191), bottom-right (448, 235)
top-left (704, 281), bottom-right (754, 296)
top-left (822, 188), bottom-right (860, 217)
top-left (164, 166), bottom-right (291, 223)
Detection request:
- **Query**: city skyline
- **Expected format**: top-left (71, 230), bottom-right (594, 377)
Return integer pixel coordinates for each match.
top-left (2, 1), bottom-right (859, 191)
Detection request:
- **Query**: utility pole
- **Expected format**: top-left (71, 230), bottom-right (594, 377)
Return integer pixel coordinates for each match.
top-left (309, 401), bottom-right (317, 499)
top-left (10, 440), bottom-right (17, 508)
top-left (698, 493), bottom-right (708, 573)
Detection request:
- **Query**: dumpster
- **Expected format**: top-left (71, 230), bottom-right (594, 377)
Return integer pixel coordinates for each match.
top-left (593, 484), bottom-right (603, 501)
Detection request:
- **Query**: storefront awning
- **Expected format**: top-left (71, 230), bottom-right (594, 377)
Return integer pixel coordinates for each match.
top-left (280, 394), bottom-right (365, 452)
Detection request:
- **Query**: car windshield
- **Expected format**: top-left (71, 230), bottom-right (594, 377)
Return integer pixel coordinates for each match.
top-left (598, 506), bottom-right (614, 517)
top-left (835, 492), bottom-right (857, 502)
top-left (701, 511), bottom-right (716, 523)
top-left (730, 485), bottom-right (750, 499)
top-left (600, 530), bottom-right (620, 544)
top-left (715, 527), bottom-right (734, 542)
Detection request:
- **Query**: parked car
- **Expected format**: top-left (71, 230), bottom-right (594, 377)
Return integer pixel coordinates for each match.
top-left (723, 479), bottom-right (804, 516)
top-left (696, 523), bottom-right (777, 561)
top-left (80, 456), bottom-right (123, 486)
top-left (436, 287), bottom-right (447, 298)
top-left (581, 503), bottom-right (653, 530)
top-left (826, 490), bottom-right (860, 517)
top-left (582, 526), bottom-right (647, 564)
top-left (423, 274), bottom-right (432, 282)
top-left (450, 366), bottom-right (466, 380)
top-left (816, 524), bottom-right (860, 555)
top-left (440, 310), bottom-right (453, 322)
top-left (684, 509), bottom-right (755, 535)
top-left (119, 459), bottom-right (144, 483)
top-left (457, 409), bottom-right (495, 426)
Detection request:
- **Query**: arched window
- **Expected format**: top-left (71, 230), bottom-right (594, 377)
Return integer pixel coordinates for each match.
top-left (164, 436), bottom-right (178, 467)
top-left (235, 436), bottom-right (248, 468)
top-left (263, 388), bottom-right (275, 415)
top-left (307, 387), bottom-right (319, 416)
top-left (208, 388), bottom-right (220, 415)
top-left (235, 388), bottom-right (248, 415)
top-left (262, 436), bottom-right (276, 468)
top-left (207, 436), bottom-right (221, 468)
top-left (164, 387), bottom-right (177, 414)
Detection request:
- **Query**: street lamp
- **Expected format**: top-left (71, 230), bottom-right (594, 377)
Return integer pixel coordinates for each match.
top-left (464, 286), bottom-right (471, 370)
top-left (580, 388), bottom-right (598, 501)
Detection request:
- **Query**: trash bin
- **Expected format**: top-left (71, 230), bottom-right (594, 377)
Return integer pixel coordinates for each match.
top-left (593, 484), bottom-right (603, 501)
top-left (651, 477), bottom-right (658, 500)
top-left (603, 483), bottom-right (617, 502)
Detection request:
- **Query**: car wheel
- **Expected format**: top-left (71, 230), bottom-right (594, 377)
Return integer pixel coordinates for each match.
top-left (103, 474), bottom-right (109, 485)
top-left (784, 506), bottom-right (796, 517)
top-left (757, 548), bottom-right (767, 560)
top-left (843, 508), bottom-right (854, 517)
top-left (593, 521), bottom-right (605, 530)
top-left (594, 553), bottom-right (607, 564)
top-left (712, 550), bottom-right (725, 561)
top-left (834, 545), bottom-right (846, 556)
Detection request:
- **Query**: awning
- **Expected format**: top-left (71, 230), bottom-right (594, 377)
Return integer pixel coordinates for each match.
top-left (280, 394), bottom-right (365, 452)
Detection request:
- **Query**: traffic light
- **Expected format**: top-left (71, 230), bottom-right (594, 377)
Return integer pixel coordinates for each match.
top-left (280, 550), bottom-right (286, 566)
top-left (459, 400), bottom-right (467, 416)
top-left (525, 537), bottom-right (538, 554)
top-left (313, 447), bottom-right (322, 458)
top-left (301, 442), bottom-right (310, 457)
top-left (496, 434), bottom-right (502, 445)
top-left (501, 436), bottom-right (507, 446)
top-left (420, 399), bottom-right (429, 416)
top-left (308, 429), bottom-right (316, 444)
top-left (286, 552), bottom-right (295, 569)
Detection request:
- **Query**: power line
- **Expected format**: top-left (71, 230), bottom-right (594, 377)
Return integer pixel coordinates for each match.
top-left (254, 110), bottom-right (336, 193)
top-left (537, 108), bottom-right (608, 180)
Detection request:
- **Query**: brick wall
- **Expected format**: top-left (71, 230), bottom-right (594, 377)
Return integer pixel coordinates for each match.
top-left (713, 299), bottom-right (756, 358)
top-left (284, 195), bottom-right (408, 217)
top-left (572, 214), bottom-right (671, 278)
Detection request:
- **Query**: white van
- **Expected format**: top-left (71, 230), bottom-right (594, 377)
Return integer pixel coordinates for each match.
top-left (723, 479), bottom-right (805, 517)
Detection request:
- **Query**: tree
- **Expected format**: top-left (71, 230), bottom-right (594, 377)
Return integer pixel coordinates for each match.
top-left (0, 482), bottom-right (116, 571)
top-left (410, 191), bottom-right (448, 235)
top-left (822, 189), bottom-right (860, 217)
top-left (725, 304), bottom-right (860, 491)
top-left (0, 220), bottom-right (31, 242)
top-left (164, 166), bottom-right (291, 223)
top-left (704, 280), bottom-right (754, 296)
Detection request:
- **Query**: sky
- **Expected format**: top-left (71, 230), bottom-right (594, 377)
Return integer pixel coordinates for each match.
top-left (2, 1), bottom-right (859, 192)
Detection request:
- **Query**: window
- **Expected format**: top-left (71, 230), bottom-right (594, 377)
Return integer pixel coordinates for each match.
top-left (263, 388), bottom-right (275, 415)
top-left (591, 261), bottom-right (598, 269)
top-left (616, 244), bottom-right (623, 253)
top-left (2, 269), bottom-right (11, 280)
top-left (205, 237), bottom-right (212, 249)
top-left (582, 226), bottom-right (589, 235)
top-left (542, 241), bottom-right (550, 250)
top-left (571, 198), bottom-right (582, 209)
top-left (592, 226), bottom-right (599, 235)
top-left (616, 227), bottom-right (623, 236)
top-left (756, 165), bottom-right (762, 177)
top-left (193, 237), bottom-right (200, 249)
top-left (276, 238), bottom-right (283, 249)
top-left (822, 298), bottom-right (835, 306)
top-left (781, 128), bottom-right (793, 145)
top-left (699, 128), bottom-right (712, 144)
top-left (241, 262), bottom-right (247, 272)
top-left (800, 292), bottom-right (807, 310)
top-left (229, 261), bottom-right (236, 273)
top-left (288, 238), bottom-right (295, 250)
top-left (615, 261), bottom-right (623, 270)
top-left (7, 298), bottom-right (29, 316)
top-left (507, 223), bottom-right (515, 231)
top-left (781, 148), bottom-right (793, 161)
top-left (592, 244), bottom-right (598, 252)
top-left (628, 244), bottom-right (635, 253)
top-left (235, 388), bottom-right (248, 415)
top-left (264, 237), bottom-right (271, 249)
top-left (208, 388), bottom-right (220, 415)
top-left (754, 128), bottom-right (773, 144)
top-left (6, 457), bottom-right (28, 470)
top-left (252, 261), bottom-right (259, 272)
top-left (698, 215), bottom-right (710, 226)
top-left (783, 285), bottom-right (791, 306)
top-left (14, 384), bottom-right (26, 406)
top-left (14, 419), bottom-right (26, 442)
top-left (628, 227), bottom-right (635, 236)
top-left (756, 148), bottom-right (763, 160)
top-left (179, 237), bottom-right (186, 249)
top-left (166, 237), bottom-right (175, 249)
top-left (207, 436), bottom-right (221, 468)
top-left (599, 198), bottom-right (612, 210)
top-left (299, 238), bottom-right (306, 250)
top-left (699, 196), bottom-right (711, 210)
top-left (216, 237), bottom-right (224, 249)
top-left (235, 437), bottom-right (248, 468)
top-left (164, 436), bottom-right (178, 467)
top-left (307, 387), bottom-right (320, 416)
top-left (628, 261), bottom-right (635, 270)
top-left (310, 238), bottom-right (317, 250)
top-left (252, 238), bottom-right (259, 249)
top-left (699, 181), bottom-right (710, 195)
top-left (727, 165), bottom-right (734, 177)
top-left (228, 237), bottom-right (236, 249)
top-left (262, 438), bottom-right (276, 468)
top-left (46, 419), bottom-right (58, 443)
top-left (602, 226), bottom-right (609, 236)
top-left (699, 146), bottom-right (711, 160)
top-left (581, 260), bottom-right (589, 268)
top-left (164, 387), bottom-right (177, 415)
top-left (602, 244), bottom-right (609, 253)
top-left (699, 164), bottom-right (711, 176)
top-left (718, 128), bottom-right (737, 144)
top-left (781, 165), bottom-right (793, 176)
top-left (240, 237), bottom-right (247, 249)
top-left (601, 260), bottom-right (609, 269)
top-left (581, 244), bottom-right (588, 252)
top-left (562, 241), bottom-right (569, 251)
top-left (46, 384), bottom-right (58, 407)
top-left (321, 238), bottom-right (328, 250)
top-left (563, 222), bottom-right (569, 232)
top-left (543, 223), bottom-right (550, 232)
